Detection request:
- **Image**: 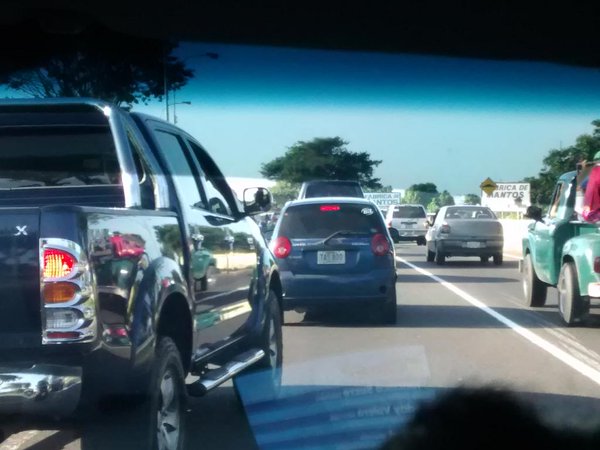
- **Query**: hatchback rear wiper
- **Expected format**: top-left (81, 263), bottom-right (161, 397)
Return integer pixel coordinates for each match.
top-left (320, 230), bottom-right (367, 245)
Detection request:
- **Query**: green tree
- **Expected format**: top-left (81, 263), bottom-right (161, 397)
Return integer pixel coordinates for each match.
top-left (426, 190), bottom-right (455, 212)
top-left (270, 181), bottom-right (300, 207)
top-left (260, 137), bottom-right (383, 189)
top-left (463, 193), bottom-right (481, 205)
top-left (402, 183), bottom-right (438, 206)
top-left (525, 120), bottom-right (600, 206)
top-left (0, 28), bottom-right (193, 105)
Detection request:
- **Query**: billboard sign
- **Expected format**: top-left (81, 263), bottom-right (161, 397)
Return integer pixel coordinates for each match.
top-left (481, 182), bottom-right (530, 212)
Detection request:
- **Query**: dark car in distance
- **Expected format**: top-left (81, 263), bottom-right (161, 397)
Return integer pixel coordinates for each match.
top-left (270, 197), bottom-right (397, 324)
top-left (297, 180), bottom-right (365, 199)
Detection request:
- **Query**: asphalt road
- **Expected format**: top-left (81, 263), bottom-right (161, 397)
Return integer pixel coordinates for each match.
top-left (4, 243), bottom-right (600, 449)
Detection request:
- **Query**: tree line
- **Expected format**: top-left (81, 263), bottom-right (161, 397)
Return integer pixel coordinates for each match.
top-left (261, 136), bottom-right (482, 210)
top-left (524, 120), bottom-right (600, 206)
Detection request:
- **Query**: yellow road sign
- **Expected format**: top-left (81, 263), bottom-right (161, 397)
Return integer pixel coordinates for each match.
top-left (480, 177), bottom-right (497, 196)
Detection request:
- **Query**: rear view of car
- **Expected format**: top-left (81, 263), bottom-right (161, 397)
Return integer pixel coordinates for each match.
top-left (298, 180), bottom-right (365, 199)
top-left (386, 204), bottom-right (428, 245)
top-left (271, 198), bottom-right (397, 323)
top-left (426, 205), bottom-right (504, 265)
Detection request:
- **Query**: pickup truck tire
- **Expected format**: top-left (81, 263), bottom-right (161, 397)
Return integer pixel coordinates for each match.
top-left (140, 337), bottom-right (188, 450)
top-left (522, 253), bottom-right (547, 307)
top-left (233, 290), bottom-right (283, 403)
top-left (493, 253), bottom-right (503, 265)
top-left (81, 337), bottom-right (187, 450)
top-left (558, 262), bottom-right (585, 326)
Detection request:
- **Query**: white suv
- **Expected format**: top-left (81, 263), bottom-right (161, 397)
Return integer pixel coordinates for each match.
top-left (385, 204), bottom-right (428, 245)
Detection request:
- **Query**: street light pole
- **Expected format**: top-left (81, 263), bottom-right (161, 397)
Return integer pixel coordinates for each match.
top-left (163, 48), bottom-right (169, 122)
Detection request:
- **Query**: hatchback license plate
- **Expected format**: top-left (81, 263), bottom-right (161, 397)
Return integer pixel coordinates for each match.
top-left (464, 241), bottom-right (484, 248)
top-left (317, 250), bottom-right (346, 264)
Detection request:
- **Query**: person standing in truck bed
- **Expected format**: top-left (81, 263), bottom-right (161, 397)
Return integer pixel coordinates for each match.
top-left (582, 151), bottom-right (600, 222)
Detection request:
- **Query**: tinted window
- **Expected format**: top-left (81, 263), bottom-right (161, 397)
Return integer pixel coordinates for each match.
top-left (444, 207), bottom-right (497, 219)
top-left (393, 206), bottom-right (426, 218)
top-left (304, 182), bottom-right (363, 198)
top-left (153, 130), bottom-right (203, 207)
top-left (278, 203), bottom-right (383, 238)
top-left (187, 140), bottom-right (233, 216)
top-left (0, 126), bottom-right (120, 188)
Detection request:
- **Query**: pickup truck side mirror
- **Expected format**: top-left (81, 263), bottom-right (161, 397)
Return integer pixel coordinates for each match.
top-left (525, 205), bottom-right (543, 222)
top-left (243, 187), bottom-right (272, 215)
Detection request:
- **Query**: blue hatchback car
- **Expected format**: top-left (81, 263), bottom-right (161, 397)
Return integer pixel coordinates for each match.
top-left (270, 197), bottom-right (397, 324)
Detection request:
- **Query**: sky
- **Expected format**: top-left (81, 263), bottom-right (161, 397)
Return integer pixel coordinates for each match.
top-left (12, 41), bottom-right (600, 195)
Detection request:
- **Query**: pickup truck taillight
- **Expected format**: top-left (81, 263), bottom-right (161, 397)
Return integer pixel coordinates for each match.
top-left (40, 238), bottom-right (96, 344)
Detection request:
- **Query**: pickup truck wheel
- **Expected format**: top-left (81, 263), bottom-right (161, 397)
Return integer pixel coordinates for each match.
top-left (144, 337), bottom-right (187, 450)
top-left (80, 337), bottom-right (187, 450)
top-left (558, 262), bottom-right (585, 326)
top-left (234, 291), bottom-right (283, 404)
top-left (522, 253), bottom-right (547, 307)
top-left (493, 253), bottom-right (503, 265)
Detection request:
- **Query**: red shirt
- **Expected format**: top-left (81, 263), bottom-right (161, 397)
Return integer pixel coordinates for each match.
top-left (583, 165), bottom-right (600, 222)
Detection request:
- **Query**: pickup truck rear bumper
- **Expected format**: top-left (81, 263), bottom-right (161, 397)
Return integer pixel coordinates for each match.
top-left (0, 364), bottom-right (82, 417)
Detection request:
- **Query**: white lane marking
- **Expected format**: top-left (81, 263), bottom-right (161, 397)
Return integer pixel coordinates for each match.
top-left (504, 253), bottom-right (522, 259)
top-left (397, 256), bottom-right (600, 387)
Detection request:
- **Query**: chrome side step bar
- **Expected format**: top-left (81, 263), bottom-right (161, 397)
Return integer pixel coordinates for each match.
top-left (187, 348), bottom-right (265, 397)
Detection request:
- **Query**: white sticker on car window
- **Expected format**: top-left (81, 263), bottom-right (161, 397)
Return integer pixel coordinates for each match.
top-left (361, 207), bottom-right (374, 215)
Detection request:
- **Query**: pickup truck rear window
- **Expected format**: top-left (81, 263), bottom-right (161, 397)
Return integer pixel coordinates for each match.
top-left (278, 203), bottom-right (384, 238)
top-left (0, 126), bottom-right (120, 188)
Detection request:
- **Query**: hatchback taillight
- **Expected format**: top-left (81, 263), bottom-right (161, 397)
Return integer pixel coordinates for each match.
top-left (270, 236), bottom-right (292, 258)
top-left (371, 233), bottom-right (390, 256)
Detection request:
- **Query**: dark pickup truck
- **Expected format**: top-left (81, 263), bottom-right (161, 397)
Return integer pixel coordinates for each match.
top-left (0, 99), bottom-right (283, 449)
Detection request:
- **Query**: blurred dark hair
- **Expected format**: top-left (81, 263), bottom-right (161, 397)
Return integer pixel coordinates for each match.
top-left (381, 387), bottom-right (599, 450)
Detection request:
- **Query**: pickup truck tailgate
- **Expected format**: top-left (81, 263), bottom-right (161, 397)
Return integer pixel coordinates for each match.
top-left (0, 208), bottom-right (41, 346)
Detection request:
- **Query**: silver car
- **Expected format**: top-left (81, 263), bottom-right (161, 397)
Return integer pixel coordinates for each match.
top-left (385, 204), bottom-right (428, 245)
top-left (425, 205), bottom-right (504, 265)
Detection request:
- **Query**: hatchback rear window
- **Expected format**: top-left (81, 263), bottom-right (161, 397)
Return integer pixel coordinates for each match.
top-left (393, 206), bottom-right (426, 218)
top-left (0, 126), bottom-right (120, 188)
top-left (445, 207), bottom-right (497, 219)
top-left (304, 182), bottom-right (363, 198)
top-left (279, 203), bottom-right (384, 238)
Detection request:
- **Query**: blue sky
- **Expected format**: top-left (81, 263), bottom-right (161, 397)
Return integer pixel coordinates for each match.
top-left (8, 41), bottom-right (600, 195)
top-left (134, 42), bottom-right (600, 195)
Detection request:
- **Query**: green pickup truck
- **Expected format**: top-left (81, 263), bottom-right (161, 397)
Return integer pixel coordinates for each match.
top-left (522, 170), bottom-right (600, 325)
